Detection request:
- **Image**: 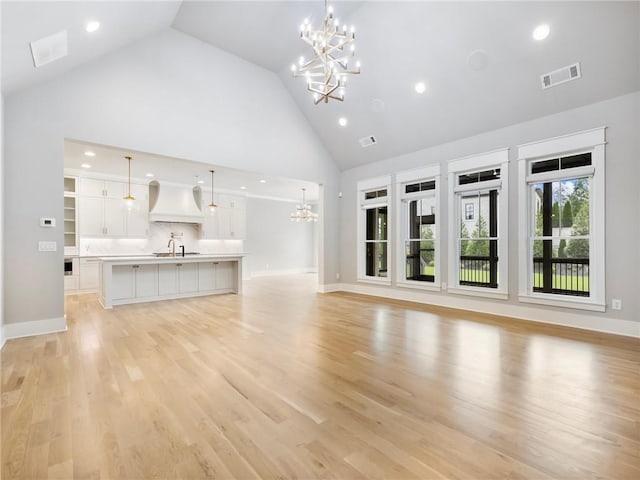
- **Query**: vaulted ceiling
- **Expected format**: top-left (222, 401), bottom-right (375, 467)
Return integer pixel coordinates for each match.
top-left (2, 1), bottom-right (639, 170)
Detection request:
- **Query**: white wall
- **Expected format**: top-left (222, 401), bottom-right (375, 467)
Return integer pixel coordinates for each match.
top-left (0, 1), bottom-right (5, 347)
top-left (339, 92), bottom-right (640, 335)
top-left (3, 28), bottom-right (341, 332)
top-left (244, 197), bottom-right (317, 277)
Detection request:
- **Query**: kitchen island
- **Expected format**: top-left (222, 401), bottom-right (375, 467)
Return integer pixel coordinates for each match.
top-left (99, 254), bottom-right (245, 308)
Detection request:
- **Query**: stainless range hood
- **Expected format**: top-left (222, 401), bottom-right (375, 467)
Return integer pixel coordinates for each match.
top-left (148, 181), bottom-right (204, 224)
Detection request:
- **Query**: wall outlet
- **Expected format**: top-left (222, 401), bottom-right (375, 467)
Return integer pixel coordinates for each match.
top-left (611, 299), bottom-right (622, 311)
top-left (38, 241), bottom-right (57, 252)
top-left (336, 273), bottom-right (340, 280)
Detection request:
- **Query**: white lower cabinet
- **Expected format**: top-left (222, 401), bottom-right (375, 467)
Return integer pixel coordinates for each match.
top-left (197, 261), bottom-right (235, 291)
top-left (198, 262), bottom-right (216, 291)
top-left (112, 264), bottom-right (158, 300)
top-left (216, 262), bottom-right (234, 290)
top-left (136, 265), bottom-right (158, 298)
top-left (179, 263), bottom-right (198, 293)
top-left (112, 265), bottom-right (135, 300)
top-left (101, 258), bottom-right (241, 308)
top-left (158, 263), bottom-right (198, 295)
top-left (79, 258), bottom-right (100, 291)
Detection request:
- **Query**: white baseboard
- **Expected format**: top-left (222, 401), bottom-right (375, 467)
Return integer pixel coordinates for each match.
top-left (3, 316), bottom-right (67, 343)
top-left (321, 283), bottom-right (640, 338)
top-left (249, 267), bottom-right (317, 279)
top-left (317, 283), bottom-right (343, 293)
top-left (0, 324), bottom-right (5, 350)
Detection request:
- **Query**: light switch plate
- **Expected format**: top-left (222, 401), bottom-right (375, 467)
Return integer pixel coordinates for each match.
top-left (38, 241), bottom-right (57, 252)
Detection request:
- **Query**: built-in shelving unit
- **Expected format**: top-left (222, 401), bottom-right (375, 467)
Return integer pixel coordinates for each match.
top-left (64, 176), bottom-right (79, 255)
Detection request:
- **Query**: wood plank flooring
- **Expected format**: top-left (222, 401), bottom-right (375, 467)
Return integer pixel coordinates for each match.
top-left (2, 274), bottom-right (639, 479)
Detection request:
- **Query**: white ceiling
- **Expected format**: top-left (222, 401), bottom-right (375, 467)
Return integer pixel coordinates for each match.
top-left (64, 140), bottom-right (319, 202)
top-left (172, 1), bottom-right (363, 72)
top-left (1, 1), bottom-right (181, 94)
top-left (3, 1), bottom-right (640, 171)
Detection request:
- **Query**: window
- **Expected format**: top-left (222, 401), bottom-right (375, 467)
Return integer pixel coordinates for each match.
top-left (518, 128), bottom-right (605, 311)
top-left (358, 176), bottom-right (391, 284)
top-left (396, 165), bottom-right (440, 289)
top-left (448, 149), bottom-right (509, 299)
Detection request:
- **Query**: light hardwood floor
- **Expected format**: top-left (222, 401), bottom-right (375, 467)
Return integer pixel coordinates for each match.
top-left (2, 274), bottom-right (639, 479)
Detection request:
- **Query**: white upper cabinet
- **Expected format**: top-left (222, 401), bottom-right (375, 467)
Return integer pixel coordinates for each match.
top-left (200, 193), bottom-right (246, 240)
top-left (79, 178), bottom-right (148, 238)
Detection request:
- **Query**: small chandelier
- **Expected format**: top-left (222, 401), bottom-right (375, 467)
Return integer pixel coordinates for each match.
top-left (291, 0), bottom-right (360, 105)
top-left (291, 188), bottom-right (318, 222)
top-left (208, 169), bottom-right (217, 214)
top-left (123, 155), bottom-right (135, 210)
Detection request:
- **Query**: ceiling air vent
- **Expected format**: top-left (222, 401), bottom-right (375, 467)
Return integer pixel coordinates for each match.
top-left (30, 30), bottom-right (68, 68)
top-left (359, 135), bottom-right (377, 148)
top-left (541, 62), bottom-right (581, 90)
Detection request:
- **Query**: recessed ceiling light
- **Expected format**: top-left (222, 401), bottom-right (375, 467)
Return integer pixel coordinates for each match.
top-left (414, 82), bottom-right (427, 94)
top-left (86, 21), bottom-right (100, 33)
top-left (533, 24), bottom-right (550, 41)
top-left (81, 163), bottom-right (91, 169)
top-left (260, 179), bottom-right (267, 183)
top-left (240, 186), bottom-right (247, 190)
top-left (338, 117), bottom-right (348, 127)
top-left (197, 180), bottom-right (205, 184)
top-left (145, 173), bottom-right (154, 178)
top-left (84, 150), bottom-right (96, 157)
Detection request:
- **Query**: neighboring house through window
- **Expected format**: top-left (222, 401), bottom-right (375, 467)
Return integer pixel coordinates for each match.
top-left (517, 127), bottom-right (606, 311)
top-left (464, 203), bottom-right (474, 220)
top-left (448, 149), bottom-right (509, 299)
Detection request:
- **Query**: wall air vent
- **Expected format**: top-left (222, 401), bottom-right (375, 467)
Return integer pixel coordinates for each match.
top-left (30, 30), bottom-right (68, 68)
top-left (541, 62), bottom-right (581, 89)
top-left (359, 135), bottom-right (377, 148)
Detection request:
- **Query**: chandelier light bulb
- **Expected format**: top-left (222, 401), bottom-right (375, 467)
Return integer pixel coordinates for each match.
top-left (328, 5), bottom-right (333, 14)
top-left (291, 64), bottom-right (297, 72)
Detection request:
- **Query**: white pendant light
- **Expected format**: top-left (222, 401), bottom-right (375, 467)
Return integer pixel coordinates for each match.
top-left (208, 169), bottom-right (217, 215)
top-left (123, 156), bottom-right (135, 210)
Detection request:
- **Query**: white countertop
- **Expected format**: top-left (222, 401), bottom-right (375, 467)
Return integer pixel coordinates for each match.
top-left (99, 253), bottom-right (247, 263)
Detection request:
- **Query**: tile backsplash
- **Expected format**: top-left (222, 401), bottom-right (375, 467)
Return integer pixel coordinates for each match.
top-left (79, 222), bottom-right (244, 256)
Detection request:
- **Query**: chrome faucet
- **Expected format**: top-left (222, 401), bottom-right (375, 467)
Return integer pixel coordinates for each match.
top-left (167, 232), bottom-right (183, 257)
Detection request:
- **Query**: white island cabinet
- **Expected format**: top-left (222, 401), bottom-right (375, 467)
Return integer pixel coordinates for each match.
top-left (99, 254), bottom-right (244, 308)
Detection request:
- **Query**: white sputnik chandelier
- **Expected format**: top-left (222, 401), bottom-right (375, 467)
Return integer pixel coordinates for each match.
top-left (291, 0), bottom-right (361, 105)
top-left (290, 188), bottom-right (318, 222)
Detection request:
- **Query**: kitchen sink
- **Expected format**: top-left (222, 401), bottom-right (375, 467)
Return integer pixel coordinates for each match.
top-left (153, 252), bottom-right (201, 257)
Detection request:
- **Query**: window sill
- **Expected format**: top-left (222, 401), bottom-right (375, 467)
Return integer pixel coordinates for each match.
top-left (448, 286), bottom-right (509, 300)
top-left (518, 294), bottom-right (606, 312)
top-left (357, 277), bottom-right (391, 286)
top-left (396, 281), bottom-right (441, 292)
